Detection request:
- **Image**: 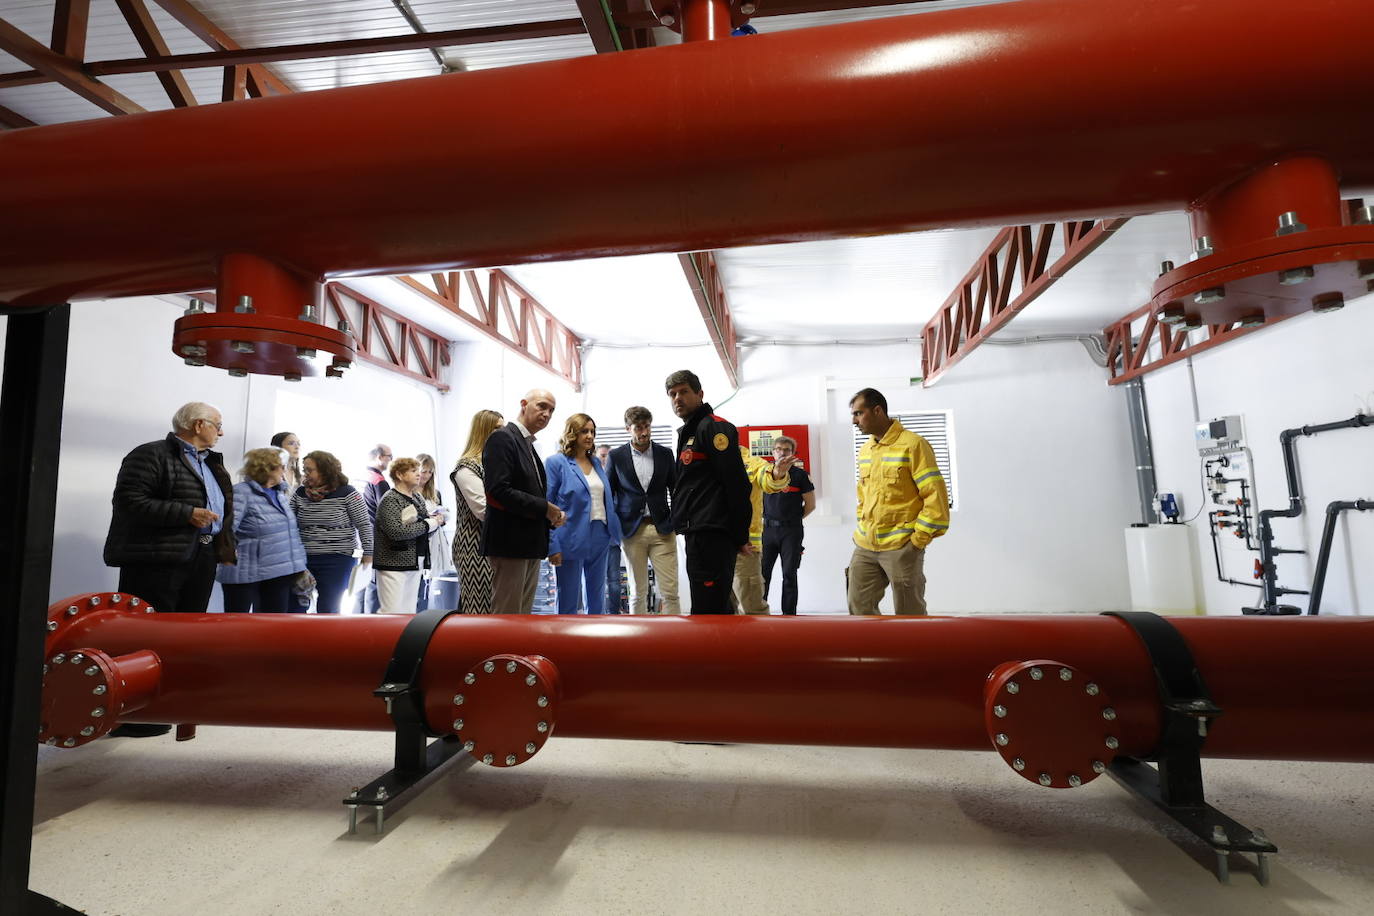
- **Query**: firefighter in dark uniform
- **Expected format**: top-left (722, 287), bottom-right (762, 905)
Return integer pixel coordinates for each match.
top-left (665, 370), bottom-right (752, 614)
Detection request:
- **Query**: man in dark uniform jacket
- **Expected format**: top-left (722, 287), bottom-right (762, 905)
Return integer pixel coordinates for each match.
top-left (664, 370), bottom-right (751, 614)
top-left (481, 388), bottom-right (565, 612)
top-left (103, 400), bottom-right (237, 736)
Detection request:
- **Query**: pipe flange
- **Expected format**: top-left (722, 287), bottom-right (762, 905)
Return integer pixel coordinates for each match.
top-left (984, 659), bottom-right (1117, 789)
top-left (39, 647), bottom-right (161, 748)
top-left (1151, 227), bottom-right (1374, 325)
top-left (46, 592), bottom-right (155, 652)
top-left (449, 655), bottom-right (560, 768)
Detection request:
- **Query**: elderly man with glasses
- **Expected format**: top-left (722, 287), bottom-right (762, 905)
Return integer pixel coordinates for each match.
top-left (102, 401), bottom-right (237, 736)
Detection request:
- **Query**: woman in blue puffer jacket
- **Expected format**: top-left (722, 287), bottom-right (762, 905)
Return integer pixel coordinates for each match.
top-left (217, 447), bottom-right (308, 612)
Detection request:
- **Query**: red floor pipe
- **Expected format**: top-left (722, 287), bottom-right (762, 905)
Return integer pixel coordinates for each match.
top-left (2, 0), bottom-right (1373, 306)
top-left (39, 594), bottom-right (1374, 790)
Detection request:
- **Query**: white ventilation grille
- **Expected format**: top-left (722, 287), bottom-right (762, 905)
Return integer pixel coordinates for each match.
top-left (853, 411), bottom-right (957, 510)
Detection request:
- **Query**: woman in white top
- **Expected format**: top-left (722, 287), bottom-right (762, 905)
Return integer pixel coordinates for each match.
top-left (544, 413), bottom-right (623, 614)
top-left (414, 452), bottom-right (453, 610)
top-left (449, 410), bottom-right (503, 614)
top-left (271, 431), bottom-right (303, 491)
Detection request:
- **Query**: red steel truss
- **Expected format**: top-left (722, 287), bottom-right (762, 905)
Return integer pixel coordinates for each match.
top-left (144, 0), bottom-right (292, 97)
top-left (326, 283), bottom-right (451, 391)
top-left (192, 284), bottom-right (452, 390)
top-left (396, 271), bottom-right (583, 391)
top-left (114, 0), bottom-right (197, 108)
top-left (921, 218), bottom-right (1128, 386)
top-left (679, 251), bottom-right (740, 389)
top-left (1103, 302), bottom-right (1292, 386)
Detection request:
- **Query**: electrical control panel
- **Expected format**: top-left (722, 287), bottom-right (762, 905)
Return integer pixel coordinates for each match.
top-left (1195, 414), bottom-right (1244, 455)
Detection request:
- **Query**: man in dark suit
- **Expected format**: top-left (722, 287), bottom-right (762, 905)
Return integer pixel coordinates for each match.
top-left (481, 388), bottom-right (565, 613)
top-left (607, 405), bottom-right (681, 614)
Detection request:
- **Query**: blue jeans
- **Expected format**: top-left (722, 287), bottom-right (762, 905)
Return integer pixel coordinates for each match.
top-left (308, 553), bottom-right (357, 614)
top-left (555, 521), bottom-right (612, 614)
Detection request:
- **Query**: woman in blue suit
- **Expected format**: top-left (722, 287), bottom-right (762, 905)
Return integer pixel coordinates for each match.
top-left (545, 413), bottom-right (622, 614)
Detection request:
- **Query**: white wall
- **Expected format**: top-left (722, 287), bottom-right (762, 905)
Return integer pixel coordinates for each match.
top-left (575, 337), bottom-right (1140, 614)
top-left (43, 297), bottom-right (446, 608)
top-left (11, 294), bottom-right (1213, 618)
top-left (1143, 298), bottom-right (1374, 615)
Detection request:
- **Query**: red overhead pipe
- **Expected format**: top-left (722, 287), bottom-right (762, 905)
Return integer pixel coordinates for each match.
top-left (38, 594), bottom-right (1374, 790)
top-left (2, 0), bottom-right (1373, 307)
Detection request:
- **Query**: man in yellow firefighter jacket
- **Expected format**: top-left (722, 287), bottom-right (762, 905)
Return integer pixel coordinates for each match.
top-left (847, 388), bottom-right (950, 614)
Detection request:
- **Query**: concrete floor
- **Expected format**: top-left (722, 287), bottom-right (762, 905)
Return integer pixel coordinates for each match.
top-left (30, 727), bottom-right (1374, 915)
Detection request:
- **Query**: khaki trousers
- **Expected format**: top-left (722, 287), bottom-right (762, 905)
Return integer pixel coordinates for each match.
top-left (489, 557), bottom-right (540, 614)
top-left (847, 543), bottom-right (927, 615)
top-left (733, 549), bottom-right (769, 615)
top-left (622, 521), bottom-right (681, 614)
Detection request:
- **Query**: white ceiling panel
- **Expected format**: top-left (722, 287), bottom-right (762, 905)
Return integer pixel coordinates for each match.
top-left (749, 0), bottom-right (1021, 32)
top-left (0, 81), bottom-right (109, 124)
top-left (440, 33), bottom-right (596, 72)
top-left (193, 0), bottom-right (411, 44)
top-left (718, 228), bottom-right (1002, 341)
top-left (272, 48), bottom-right (443, 90)
top-left (412, 1), bottom-right (584, 30)
top-left (502, 254), bottom-right (710, 347)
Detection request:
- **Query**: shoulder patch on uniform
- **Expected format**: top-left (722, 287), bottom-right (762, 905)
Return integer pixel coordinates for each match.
top-left (713, 433), bottom-right (729, 451)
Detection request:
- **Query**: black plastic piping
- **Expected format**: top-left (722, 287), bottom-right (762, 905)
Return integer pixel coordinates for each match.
top-left (1307, 499), bottom-right (1374, 615)
top-left (1254, 413), bottom-right (1374, 612)
top-left (1207, 510), bottom-right (1262, 589)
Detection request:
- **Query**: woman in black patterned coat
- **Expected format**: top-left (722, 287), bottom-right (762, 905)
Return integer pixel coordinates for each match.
top-left (449, 409), bottom-right (503, 614)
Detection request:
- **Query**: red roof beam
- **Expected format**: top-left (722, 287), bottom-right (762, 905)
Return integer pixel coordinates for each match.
top-left (0, 16), bottom-right (144, 116)
top-left (115, 0), bottom-right (196, 108)
top-left (920, 218), bottom-right (1128, 386)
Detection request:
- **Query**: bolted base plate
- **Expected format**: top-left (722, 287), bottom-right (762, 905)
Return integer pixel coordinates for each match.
top-left (1151, 226), bottom-right (1374, 326)
top-left (173, 311), bottom-right (354, 379)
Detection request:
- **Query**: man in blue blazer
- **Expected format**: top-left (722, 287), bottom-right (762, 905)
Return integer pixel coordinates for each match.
top-left (606, 406), bottom-right (681, 614)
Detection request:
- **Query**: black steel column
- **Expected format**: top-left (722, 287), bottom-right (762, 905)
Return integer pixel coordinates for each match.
top-left (0, 304), bottom-right (72, 915)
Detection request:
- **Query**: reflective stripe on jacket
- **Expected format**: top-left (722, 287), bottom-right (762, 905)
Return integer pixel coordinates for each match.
top-left (853, 419), bottom-right (949, 551)
top-left (742, 449), bottom-right (769, 547)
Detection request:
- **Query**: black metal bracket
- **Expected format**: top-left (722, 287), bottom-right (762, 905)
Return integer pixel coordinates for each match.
top-left (1101, 612), bottom-right (1278, 885)
top-left (344, 607), bottom-right (472, 834)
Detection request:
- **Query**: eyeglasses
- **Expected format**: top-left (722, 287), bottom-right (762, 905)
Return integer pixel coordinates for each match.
top-left (198, 419), bottom-right (223, 432)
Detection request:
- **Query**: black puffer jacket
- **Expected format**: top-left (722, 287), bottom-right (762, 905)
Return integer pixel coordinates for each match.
top-left (103, 433), bottom-right (237, 567)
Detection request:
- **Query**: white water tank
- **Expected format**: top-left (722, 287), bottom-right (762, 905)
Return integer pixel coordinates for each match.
top-left (1123, 524), bottom-right (1201, 615)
